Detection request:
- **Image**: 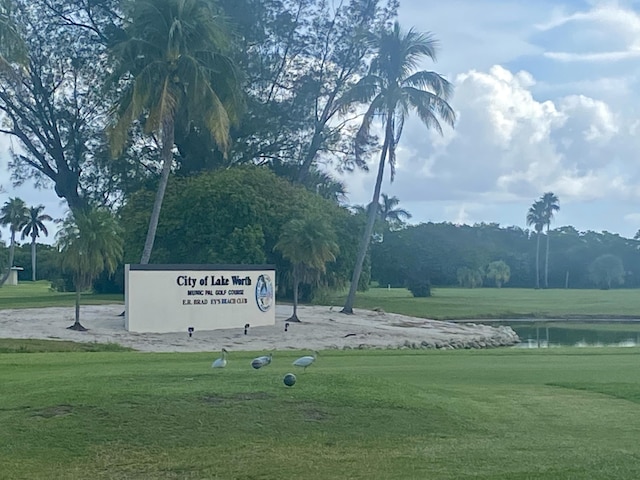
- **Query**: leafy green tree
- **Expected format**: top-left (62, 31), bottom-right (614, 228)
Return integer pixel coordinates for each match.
top-left (456, 266), bottom-right (483, 288)
top-left (221, 225), bottom-right (267, 264)
top-left (118, 167), bottom-right (361, 296)
top-left (0, 0), bottom-right (119, 212)
top-left (341, 22), bottom-right (455, 313)
top-left (0, 0), bottom-right (27, 69)
top-left (526, 200), bottom-right (545, 289)
top-left (540, 192), bottom-right (560, 288)
top-left (20, 204), bottom-right (53, 281)
top-left (109, 0), bottom-right (243, 264)
top-left (218, 0), bottom-right (397, 184)
top-left (0, 197), bottom-right (28, 285)
top-left (56, 207), bottom-right (123, 330)
top-left (485, 260), bottom-right (511, 288)
top-left (275, 216), bottom-right (339, 322)
top-left (588, 254), bottom-right (624, 290)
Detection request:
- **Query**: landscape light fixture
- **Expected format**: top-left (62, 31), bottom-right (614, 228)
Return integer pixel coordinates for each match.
top-left (284, 322), bottom-right (290, 332)
top-left (188, 327), bottom-right (194, 338)
top-left (244, 323), bottom-right (250, 335)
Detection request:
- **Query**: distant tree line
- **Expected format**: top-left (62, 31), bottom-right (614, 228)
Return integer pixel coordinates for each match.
top-left (371, 222), bottom-right (639, 290)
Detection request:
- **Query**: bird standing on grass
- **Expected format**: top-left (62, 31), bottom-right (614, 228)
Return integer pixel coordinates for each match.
top-left (293, 351), bottom-right (318, 371)
top-left (212, 348), bottom-right (228, 368)
top-left (251, 353), bottom-right (273, 369)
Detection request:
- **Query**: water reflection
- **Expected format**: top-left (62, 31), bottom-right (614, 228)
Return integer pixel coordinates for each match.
top-left (511, 325), bottom-right (640, 348)
top-left (473, 321), bottom-right (640, 348)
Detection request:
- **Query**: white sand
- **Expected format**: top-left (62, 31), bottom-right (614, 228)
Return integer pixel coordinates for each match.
top-left (0, 304), bottom-right (519, 352)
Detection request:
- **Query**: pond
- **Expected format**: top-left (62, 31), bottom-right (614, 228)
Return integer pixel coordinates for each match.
top-left (479, 321), bottom-right (640, 348)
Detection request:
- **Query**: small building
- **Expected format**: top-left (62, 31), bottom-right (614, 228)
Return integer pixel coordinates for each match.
top-left (6, 266), bottom-right (24, 286)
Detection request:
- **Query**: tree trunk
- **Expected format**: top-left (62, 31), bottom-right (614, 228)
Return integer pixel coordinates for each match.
top-left (31, 236), bottom-right (36, 281)
top-left (342, 121), bottom-right (392, 314)
top-left (0, 231), bottom-right (17, 286)
top-left (67, 288), bottom-right (87, 331)
top-left (544, 226), bottom-right (550, 288)
top-left (288, 266), bottom-right (301, 322)
top-left (296, 128), bottom-right (324, 184)
top-left (534, 232), bottom-right (540, 289)
top-left (140, 118), bottom-right (175, 264)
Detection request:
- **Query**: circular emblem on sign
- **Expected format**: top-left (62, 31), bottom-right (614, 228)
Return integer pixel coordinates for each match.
top-left (255, 274), bottom-right (274, 312)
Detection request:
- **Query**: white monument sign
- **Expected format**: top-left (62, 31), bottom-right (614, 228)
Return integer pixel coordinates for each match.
top-left (125, 264), bottom-right (276, 333)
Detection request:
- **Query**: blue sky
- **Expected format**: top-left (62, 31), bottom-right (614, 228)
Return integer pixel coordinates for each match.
top-left (3, 0), bottom-right (640, 242)
top-left (339, 0), bottom-right (640, 238)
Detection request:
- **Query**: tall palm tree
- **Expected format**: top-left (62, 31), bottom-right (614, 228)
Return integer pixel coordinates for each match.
top-left (274, 216), bottom-right (339, 322)
top-left (0, 197), bottom-right (28, 286)
top-left (56, 207), bottom-right (123, 331)
top-left (109, 0), bottom-right (243, 264)
top-left (379, 193), bottom-right (412, 230)
top-left (340, 22), bottom-right (455, 314)
top-left (526, 200), bottom-right (545, 289)
top-left (20, 205), bottom-right (53, 281)
top-left (541, 192), bottom-right (560, 288)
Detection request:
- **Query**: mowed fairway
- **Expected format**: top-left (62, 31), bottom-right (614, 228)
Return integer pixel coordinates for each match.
top-left (323, 287), bottom-right (640, 319)
top-left (1, 347), bottom-right (640, 479)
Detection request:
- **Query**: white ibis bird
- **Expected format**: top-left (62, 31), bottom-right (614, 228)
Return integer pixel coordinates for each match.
top-left (292, 351), bottom-right (318, 371)
top-left (251, 353), bottom-right (273, 369)
top-left (212, 348), bottom-right (228, 368)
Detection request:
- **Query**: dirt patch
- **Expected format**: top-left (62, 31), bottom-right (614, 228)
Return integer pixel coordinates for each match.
top-left (302, 407), bottom-right (330, 422)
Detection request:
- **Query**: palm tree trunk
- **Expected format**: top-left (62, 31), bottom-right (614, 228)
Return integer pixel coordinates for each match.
top-left (342, 122), bottom-right (392, 314)
top-left (288, 266), bottom-right (300, 322)
top-left (140, 118), bottom-right (175, 264)
top-left (544, 227), bottom-right (550, 288)
top-left (535, 232), bottom-right (540, 289)
top-left (0, 231), bottom-right (16, 286)
top-left (31, 237), bottom-right (36, 281)
top-left (67, 288), bottom-right (87, 331)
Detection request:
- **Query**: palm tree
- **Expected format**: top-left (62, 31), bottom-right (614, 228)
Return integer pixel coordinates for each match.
top-left (540, 192), bottom-right (560, 288)
top-left (20, 205), bottom-right (53, 281)
top-left (274, 216), bottom-right (339, 322)
top-left (56, 207), bottom-right (123, 331)
top-left (379, 193), bottom-right (412, 230)
top-left (0, 197), bottom-right (28, 286)
top-left (109, 0), bottom-right (243, 264)
top-left (340, 22), bottom-right (455, 314)
top-left (526, 200), bottom-right (545, 289)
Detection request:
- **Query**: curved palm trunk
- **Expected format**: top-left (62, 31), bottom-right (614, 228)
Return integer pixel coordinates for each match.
top-left (140, 119), bottom-right (175, 265)
top-left (534, 232), bottom-right (540, 289)
top-left (288, 265), bottom-right (301, 322)
top-left (544, 226), bottom-right (550, 288)
top-left (31, 235), bottom-right (36, 281)
top-left (0, 231), bottom-right (16, 286)
top-left (342, 122), bottom-right (392, 314)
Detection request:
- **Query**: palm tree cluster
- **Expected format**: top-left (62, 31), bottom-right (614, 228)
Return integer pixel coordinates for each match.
top-left (0, 198), bottom-right (52, 285)
top-left (526, 192), bottom-right (560, 289)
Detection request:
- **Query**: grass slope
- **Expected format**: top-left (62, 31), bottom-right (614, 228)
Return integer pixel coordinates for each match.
top-left (1, 348), bottom-right (639, 479)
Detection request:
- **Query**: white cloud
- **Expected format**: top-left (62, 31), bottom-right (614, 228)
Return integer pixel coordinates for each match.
top-left (537, 3), bottom-right (640, 62)
top-left (338, 61), bottom-right (640, 237)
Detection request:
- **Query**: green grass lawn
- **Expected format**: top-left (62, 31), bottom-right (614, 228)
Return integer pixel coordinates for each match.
top-left (0, 281), bottom-right (123, 309)
top-left (322, 287), bottom-right (640, 320)
top-left (1, 347), bottom-right (639, 479)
